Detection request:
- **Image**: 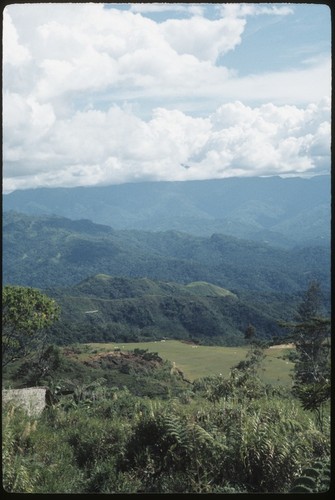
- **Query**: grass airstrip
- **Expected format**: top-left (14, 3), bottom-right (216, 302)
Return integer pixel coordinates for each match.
top-left (85, 340), bottom-right (294, 386)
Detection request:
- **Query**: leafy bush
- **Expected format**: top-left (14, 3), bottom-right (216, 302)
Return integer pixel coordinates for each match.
top-left (2, 340), bottom-right (330, 494)
top-left (2, 406), bottom-right (37, 493)
top-left (290, 459), bottom-right (331, 493)
top-left (2, 404), bottom-right (84, 493)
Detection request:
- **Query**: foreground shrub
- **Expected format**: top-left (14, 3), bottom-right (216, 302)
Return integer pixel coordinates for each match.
top-left (2, 405), bottom-right (37, 493)
top-left (2, 404), bottom-right (84, 493)
top-left (2, 369), bottom-right (330, 493)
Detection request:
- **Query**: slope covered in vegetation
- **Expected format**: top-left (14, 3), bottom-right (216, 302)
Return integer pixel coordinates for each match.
top-left (2, 341), bottom-right (330, 494)
top-left (44, 274), bottom-right (299, 346)
top-left (3, 212), bottom-right (330, 293)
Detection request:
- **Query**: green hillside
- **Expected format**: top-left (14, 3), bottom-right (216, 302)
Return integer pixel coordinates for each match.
top-left (45, 274), bottom-right (299, 346)
top-left (2, 212), bottom-right (330, 294)
top-left (3, 211), bottom-right (330, 346)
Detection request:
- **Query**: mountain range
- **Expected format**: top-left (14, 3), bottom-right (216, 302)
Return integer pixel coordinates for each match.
top-left (3, 175), bottom-right (330, 248)
top-left (3, 211), bottom-right (330, 293)
top-left (3, 175), bottom-right (330, 346)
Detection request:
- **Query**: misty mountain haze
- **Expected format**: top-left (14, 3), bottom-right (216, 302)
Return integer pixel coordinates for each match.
top-left (3, 175), bottom-right (330, 248)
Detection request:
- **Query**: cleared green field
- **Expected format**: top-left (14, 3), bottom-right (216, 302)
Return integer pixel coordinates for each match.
top-left (86, 340), bottom-right (294, 386)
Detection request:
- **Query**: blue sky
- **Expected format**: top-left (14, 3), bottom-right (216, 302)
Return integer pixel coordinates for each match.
top-left (3, 3), bottom-right (331, 192)
top-left (220, 4), bottom-right (330, 75)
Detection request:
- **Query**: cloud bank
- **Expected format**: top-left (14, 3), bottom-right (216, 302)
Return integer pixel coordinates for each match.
top-left (3, 3), bottom-right (331, 192)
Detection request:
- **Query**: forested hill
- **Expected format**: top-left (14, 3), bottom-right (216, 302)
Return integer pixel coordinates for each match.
top-left (3, 175), bottom-right (330, 247)
top-left (44, 274), bottom-right (299, 345)
top-left (3, 211), bottom-right (330, 294)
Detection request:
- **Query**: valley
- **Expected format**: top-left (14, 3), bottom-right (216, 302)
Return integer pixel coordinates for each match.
top-left (3, 207), bottom-right (330, 346)
top-left (3, 176), bottom-right (331, 494)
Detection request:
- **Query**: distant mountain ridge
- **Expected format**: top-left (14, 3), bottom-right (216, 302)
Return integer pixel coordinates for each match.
top-left (3, 175), bottom-right (330, 247)
top-left (3, 211), bottom-right (330, 346)
top-left (3, 211), bottom-right (330, 294)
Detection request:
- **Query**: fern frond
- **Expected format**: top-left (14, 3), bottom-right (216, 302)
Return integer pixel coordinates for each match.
top-left (290, 459), bottom-right (331, 493)
top-left (162, 414), bottom-right (189, 450)
top-left (290, 484), bottom-right (314, 493)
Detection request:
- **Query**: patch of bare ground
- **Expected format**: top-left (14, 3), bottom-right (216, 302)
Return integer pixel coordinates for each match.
top-left (269, 343), bottom-right (294, 349)
top-left (83, 350), bottom-right (163, 372)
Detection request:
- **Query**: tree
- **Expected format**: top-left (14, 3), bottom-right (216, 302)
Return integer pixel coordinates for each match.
top-left (244, 324), bottom-right (256, 343)
top-left (15, 344), bottom-right (62, 387)
top-left (2, 286), bottom-right (60, 367)
top-left (292, 282), bottom-right (330, 386)
top-left (281, 281), bottom-right (330, 429)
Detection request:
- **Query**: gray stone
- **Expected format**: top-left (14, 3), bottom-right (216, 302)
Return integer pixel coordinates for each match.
top-left (2, 387), bottom-right (50, 417)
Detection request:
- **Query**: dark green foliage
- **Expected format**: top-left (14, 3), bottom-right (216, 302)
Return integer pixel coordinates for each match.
top-left (2, 341), bottom-right (330, 494)
top-left (294, 382), bottom-right (330, 412)
top-left (14, 345), bottom-right (62, 387)
top-left (41, 273), bottom-right (317, 346)
top-left (2, 404), bottom-right (85, 493)
top-left (2, 285), bottom-right (60, 367)
top-left (3, 211), bottom-right (330, 294)
top-left (281, 282), bottom-right (331, 430)
top-left (122, 409), bottom-right (227, 493)
top-left (244, 323), bottom-right (256, 341)
top-left (292, 282), bottom-right (330, 387)
top-left (290, 460), bottom-right (331, 493)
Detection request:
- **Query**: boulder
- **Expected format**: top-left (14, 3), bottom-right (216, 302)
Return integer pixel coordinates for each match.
top-left (2, 387), bottom-right (51, 417)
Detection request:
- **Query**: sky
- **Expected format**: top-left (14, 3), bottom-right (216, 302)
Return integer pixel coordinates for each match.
top-left (3, 2), bottom-right (331, 193)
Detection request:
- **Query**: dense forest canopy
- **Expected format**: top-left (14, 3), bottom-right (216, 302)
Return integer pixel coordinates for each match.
top-left (3, 211), bottom-right (330, 292)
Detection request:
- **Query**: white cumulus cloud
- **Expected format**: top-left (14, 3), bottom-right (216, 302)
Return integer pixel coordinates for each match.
top-left (160, 15), bottom-right (245, 62)
top-left (2, 3), bottom-right (331, 192)
top-left (3, 9), bottom-right (31, 65)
